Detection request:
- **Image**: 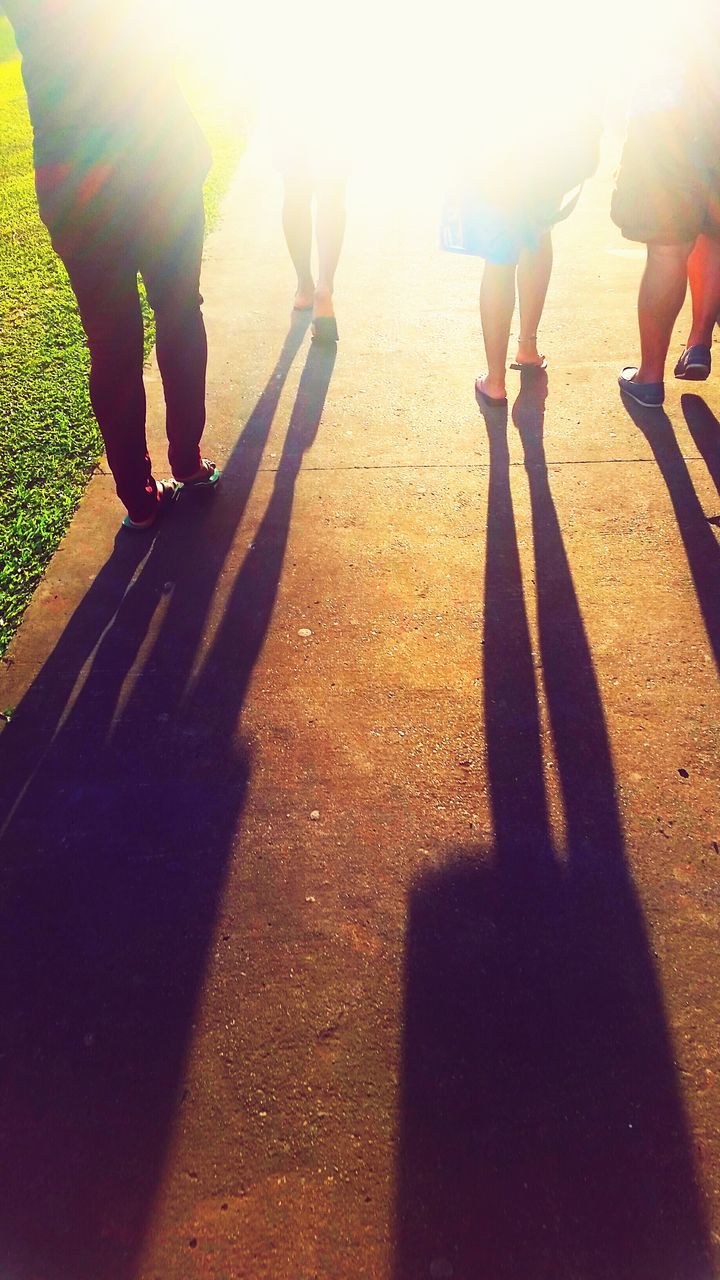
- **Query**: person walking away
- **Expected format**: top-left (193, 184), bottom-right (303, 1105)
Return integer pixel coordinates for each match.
top-left (613, 6), bottom-right (720, 407)
top-left (264, 0), bottom-right (365, 344)
top-left (4, 0), bottom-right (220, 530)
top-left (440, 7), bottom-right (601, 409)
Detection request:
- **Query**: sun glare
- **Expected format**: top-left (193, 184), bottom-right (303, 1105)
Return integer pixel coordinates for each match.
top-left (173, 0), bottom-right (682, 188)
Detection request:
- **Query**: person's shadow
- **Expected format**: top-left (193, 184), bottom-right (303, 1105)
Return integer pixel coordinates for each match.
top-left (0, 316), bottom-right (336, 1280)
top-left (394, 374), bottom-right (713, 1280)
top-left (621, 392), bottom-right (720, 671)
top-left (681, 391), bottom-right (720, 502)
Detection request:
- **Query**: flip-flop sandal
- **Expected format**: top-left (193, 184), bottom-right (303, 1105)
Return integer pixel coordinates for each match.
top-left (509, 356), bottom-right (547, 371)
top-left (122, 479), bottom-right (180, 532)
top-left (475, 376), bottom-right (508, 407)
top-left (178, 459), bottom-right (221, 492)
top-left (674, 344), bottom-right (711, 380)
top-left (311, 315), bottom-right (339, 344)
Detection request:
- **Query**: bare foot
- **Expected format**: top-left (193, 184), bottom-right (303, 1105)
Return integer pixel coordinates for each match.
top-left (513, 336), bottom-right (545, 368)
top-left (312, 286), bottom-right (335, 320)
top-left (475, 374), bottom-right (507, 403)
top-left (294, 276), bottom-right (315, 310)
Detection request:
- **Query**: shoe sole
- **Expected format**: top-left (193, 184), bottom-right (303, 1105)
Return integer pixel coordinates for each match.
top-left (619, 383), bottom-right (664, 408)
top-left (475, 380), bottom-right (508, 408)
top-left (675, 366), bottom-right (710, 381)
top-left (311, 318), bottom-right (339, 344)
top-left (179, 464), bottom-right (221, 494)
top-left (182, 475), bottom-right (221, 493)
top-left (509, 359), bottom-right (547, 372)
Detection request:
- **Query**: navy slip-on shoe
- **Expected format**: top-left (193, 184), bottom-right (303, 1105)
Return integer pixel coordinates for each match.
top-left (674, 343), bottom-right (711, 380)
top-left (618, 367), bottom-right (664, 408)
top-left (311, 315), bottom-right (339, 344)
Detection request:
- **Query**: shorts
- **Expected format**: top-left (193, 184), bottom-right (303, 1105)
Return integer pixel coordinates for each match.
top-left (611, 107), bottom-right (720, 245)
top-left (440, 192), bottom-right (563, 266)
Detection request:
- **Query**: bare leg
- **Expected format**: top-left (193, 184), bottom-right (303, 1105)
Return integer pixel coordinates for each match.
top-left (313, 177), bottom-right (346, 319)
top-left (282, 172), bottom-right (315, 307)
top-left (515, 231), bottom-right (553, 365)
top-left (686, 234), bottom-right (720, 347)
top-left (479, 260), bottom-right (517, 399)
top-left (635, 241), bottom-right (692, 383)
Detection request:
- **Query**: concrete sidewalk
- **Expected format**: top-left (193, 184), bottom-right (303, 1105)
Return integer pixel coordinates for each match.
top-left (0, 145), bottom-right (719, 1280)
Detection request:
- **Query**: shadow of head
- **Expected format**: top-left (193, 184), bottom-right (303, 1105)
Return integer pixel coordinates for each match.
top-left (394, 851), bottom-right (713, 1280)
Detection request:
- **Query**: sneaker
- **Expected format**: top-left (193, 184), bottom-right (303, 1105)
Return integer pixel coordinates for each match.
top-left (177, 459), bottom-right (221, 491)
top-left (121, 479), bottom-right (179, 532)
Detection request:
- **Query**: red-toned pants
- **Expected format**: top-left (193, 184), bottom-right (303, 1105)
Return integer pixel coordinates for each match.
top-left (36, 162), bottom-right (207, 522)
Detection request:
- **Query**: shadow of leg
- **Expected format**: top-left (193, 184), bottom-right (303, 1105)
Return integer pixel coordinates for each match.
top-left (625, 400), bottom-right (720, 670)
top-left (0, 320), bottom-right (334, 1280)
top-left (394, 385), bottom-right (713, 1280)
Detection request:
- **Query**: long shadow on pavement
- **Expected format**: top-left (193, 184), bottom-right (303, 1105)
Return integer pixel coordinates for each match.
top-left (681, 392), bottom-right (720, 500)
top-left (624, 395), bottom-right (720, 672)
top-left (0, 318), bottom-right (336, 1280)
top-left (394, 376), bottom-right (713, 1280)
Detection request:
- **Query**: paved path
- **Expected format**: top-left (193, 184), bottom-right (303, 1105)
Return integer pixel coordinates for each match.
top-left (1, 143), bottom-right (719, 1280)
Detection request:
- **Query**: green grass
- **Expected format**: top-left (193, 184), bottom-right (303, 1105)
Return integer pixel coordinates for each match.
top-left (0, 17), bottom-right (244, 657)
top-left (0, 16), bottom-right (17, 63)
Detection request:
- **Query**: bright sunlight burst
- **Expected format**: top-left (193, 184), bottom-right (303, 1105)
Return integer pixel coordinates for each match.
top-left (172, 0), bottom-right (682, 187)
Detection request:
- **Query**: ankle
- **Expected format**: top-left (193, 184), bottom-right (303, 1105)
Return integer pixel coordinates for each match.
top-left (636, 364), bottom-right (665, 385)
top-left (175, 461), bottom-right (206, 484)
top-left (687, 329), bottom-right (713, 348)
top-left (313, 286), bottom-right (335, 318)
top-left (481, 372), bottom-right (507, 397)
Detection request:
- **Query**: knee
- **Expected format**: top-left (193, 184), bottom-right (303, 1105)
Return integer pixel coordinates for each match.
top-left (315, 178), bottom-right (346, 214)
top-left (153, 289), bottom-right (204, 331)
top-left (86, 316), bottom-right (143, 373)
top-left (283, 173), bottom-right (314, 213)
top-left (646, 241), bottom-right (693, 268)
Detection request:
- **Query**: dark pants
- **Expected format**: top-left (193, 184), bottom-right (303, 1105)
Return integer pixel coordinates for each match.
top-left (37, 163), bottom-right (208, 522)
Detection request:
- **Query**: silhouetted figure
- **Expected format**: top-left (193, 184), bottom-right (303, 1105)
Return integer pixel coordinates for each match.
top-left (439, 11), bottom-right (600, 408)
top-left (394, 373), bottom-right (713, 1280)
top-left (614, 6), bottom-right (720, 407)
top-left (4, 0), bottom-right (219, 529)
top-left (266, 0), bottom-right (359, 343)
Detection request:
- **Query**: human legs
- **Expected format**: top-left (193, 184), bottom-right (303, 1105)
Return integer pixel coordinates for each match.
top-left (313, 176), bottom-right (346, 323)
top-left (612, 104), bottom-right (708, 394)
top-left (634, 241), bottom-right (692, 383)
top-left (282, 170), bottom-right (315, 308)
top-left (140, 194), bottom-right (208, 483)
top-left (479, 261), bottom-right (517, 400)
top-left (685, 233), bottom-right (720, 348)
top-left (64, 251), bottom-right (156, 522)
top-left (515, 231), bottom-right (553, 366)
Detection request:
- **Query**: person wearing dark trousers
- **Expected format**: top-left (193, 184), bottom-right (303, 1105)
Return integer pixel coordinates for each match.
top-left (5, 0), bottom-right (220, 530)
